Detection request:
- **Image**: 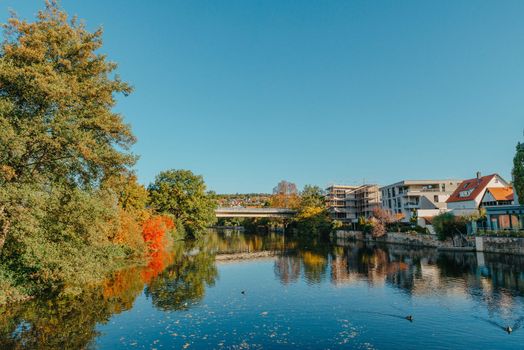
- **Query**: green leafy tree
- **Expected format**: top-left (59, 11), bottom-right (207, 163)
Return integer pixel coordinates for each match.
top-left (0, 1), bottom-right (135, 188)
top-left (0, 1), bottom-right (138, 297)
top-left (513, 142), bottom-right (524, 203)
top-left (432, 212), bottom-right (467, 241)
top-left (148, 170), bottom-right (217, 237)
top-left (287, 185), bottom-right (332, 237)
top-left (300, 185), bottom-right (325, 208)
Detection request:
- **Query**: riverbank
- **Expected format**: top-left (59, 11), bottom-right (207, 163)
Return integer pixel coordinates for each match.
top-left (215, 250), bottom-right (277, 262)
top-left (333, 230), bottom-right (524, 255)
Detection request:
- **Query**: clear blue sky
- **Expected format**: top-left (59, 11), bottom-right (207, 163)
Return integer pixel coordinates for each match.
top-left (2, 1), bottom-right (523, 193)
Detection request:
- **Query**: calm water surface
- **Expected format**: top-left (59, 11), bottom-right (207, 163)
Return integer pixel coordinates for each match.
top-left (1, 230), bottom-right (524, 349)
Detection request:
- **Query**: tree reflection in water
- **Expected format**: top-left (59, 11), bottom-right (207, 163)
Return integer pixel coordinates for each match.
top-left (144, 240), bottom-right (217, 311)
top-left (0, 237), bottom-right (218, 349)
top-left (1, 231), bottom-right (524, 348)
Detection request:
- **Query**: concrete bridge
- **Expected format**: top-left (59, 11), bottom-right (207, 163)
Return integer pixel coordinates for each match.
top-left (215, 207), bottom-right (297, 218)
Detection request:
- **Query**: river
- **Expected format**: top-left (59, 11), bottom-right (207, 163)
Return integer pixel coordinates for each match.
top-left (1, 229), bottom-right (523, 349)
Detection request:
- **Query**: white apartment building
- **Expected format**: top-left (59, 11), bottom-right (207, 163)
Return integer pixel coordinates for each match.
top-left (326, 185), bottom-right (358, 223)
top-left (380, 179), bottom-right (463, 222)
top-left (326, 184), bottom-right (381, 224)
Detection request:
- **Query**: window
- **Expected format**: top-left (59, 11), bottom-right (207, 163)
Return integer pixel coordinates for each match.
top-left (459, 189), bottom-right (473, 198)
top-left (434, 195), bottom-right (439, 202)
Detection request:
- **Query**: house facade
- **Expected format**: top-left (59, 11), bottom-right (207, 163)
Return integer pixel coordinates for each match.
top-left (483, 187), bottom-right (523, 231)
top-left (380, 179), bottom-right (463, 222)
top-left (446, 173), bottom-right (509, 216)
top-left (480, 187), bottom-right (514, 207)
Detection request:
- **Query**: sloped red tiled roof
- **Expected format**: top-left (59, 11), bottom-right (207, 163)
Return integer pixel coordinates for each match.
top-left (486, 187), bottom-right (514, 201)
top-left (446, 174), bottom-right (497, 203)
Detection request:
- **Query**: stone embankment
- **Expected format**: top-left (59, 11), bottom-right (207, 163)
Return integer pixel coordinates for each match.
top-left (474, 236), bottom-right (524, 255)
top-left (215, 250), bottom-right (277, 262)
top-left (334, 230), bottom-right (524, 255)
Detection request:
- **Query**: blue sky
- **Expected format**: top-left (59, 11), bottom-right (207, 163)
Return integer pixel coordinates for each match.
top-left (1, 1), bottom-right (523, 193)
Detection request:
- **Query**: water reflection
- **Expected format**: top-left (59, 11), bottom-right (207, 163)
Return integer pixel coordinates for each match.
top-left (145, 241), bottom-right (217, 311)
top-left (0, 230), bottom-right (524, 348)
top-left (0, 238), bottom-right (218, 349)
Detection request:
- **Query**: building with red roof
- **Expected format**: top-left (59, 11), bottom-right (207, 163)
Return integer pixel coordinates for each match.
top-left (446, 172), bottom-right (510, 215)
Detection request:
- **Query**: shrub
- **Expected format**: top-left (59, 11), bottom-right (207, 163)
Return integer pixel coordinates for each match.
top-left (432, 212), bottom-right (467, 241)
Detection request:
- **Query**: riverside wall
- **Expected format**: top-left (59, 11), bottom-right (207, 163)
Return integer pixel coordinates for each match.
top-left (474, 236), bottom-right (524, 255)
top-left (334, 230), bottom-right (524, 255)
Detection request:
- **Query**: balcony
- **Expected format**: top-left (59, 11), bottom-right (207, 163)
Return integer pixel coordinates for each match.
top-left (405, 188), bottom-right (441, 194)
top-left (404, 202), bottom-right (420, 208)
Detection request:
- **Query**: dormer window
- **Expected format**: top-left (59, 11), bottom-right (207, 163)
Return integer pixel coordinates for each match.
top-left (459, 189), bottom-right (473, 198)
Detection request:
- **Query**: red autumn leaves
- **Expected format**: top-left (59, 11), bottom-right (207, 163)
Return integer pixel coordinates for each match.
top-left (140, 215), bottom-right (175, 283)
top-left (142, 215), bottom-right (175, 251)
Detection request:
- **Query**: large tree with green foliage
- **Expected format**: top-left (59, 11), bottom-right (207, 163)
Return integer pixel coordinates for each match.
top-left (0, 1), bottom-right (138, 297)
top-left (289, 185), bottom-right (332, 237)
top-left (513, 142), bottom-right (524, 203)
top-left (148, 170), bottom-right (217, 237)
top-left (300, 185), bottom-right (325, 208)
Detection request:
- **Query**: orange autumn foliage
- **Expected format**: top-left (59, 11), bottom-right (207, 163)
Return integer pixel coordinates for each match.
top-left (269, 193), bottom-right (301, 209)
top-left (102, 215), bottom-right (176, 300)
top-left (101, 266), bottom-right (144, 306)
top-left (140, 248), bottom-right (175, 285)
top-left (142, 215), bottom-right (175, 252)
top-left (140, 215), bottom-right (176, 284)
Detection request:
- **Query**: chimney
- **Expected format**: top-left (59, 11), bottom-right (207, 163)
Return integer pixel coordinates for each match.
top-left (476, 171), bottom-right (481, 180)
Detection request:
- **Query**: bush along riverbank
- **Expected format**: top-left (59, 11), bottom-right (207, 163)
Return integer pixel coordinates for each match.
top-left (0, 3), bottom-right (217, 305)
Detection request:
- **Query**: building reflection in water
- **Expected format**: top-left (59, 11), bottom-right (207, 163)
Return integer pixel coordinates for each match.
top-left (1, 229), bottom-right (524, 349)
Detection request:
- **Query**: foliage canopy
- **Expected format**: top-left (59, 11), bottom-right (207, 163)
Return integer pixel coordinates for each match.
top-left (148, 169), bottom-right (217, 237)
top-left (0, 2), bottom-right (144, 301)
top-left (513, 142), bottom-right (524, 203)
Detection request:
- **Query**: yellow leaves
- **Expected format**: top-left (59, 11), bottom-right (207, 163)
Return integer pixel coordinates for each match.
top-left (302, 251), bottom-right (326, 267)
top-left (0, 166), bottom-right (16, 181)
top-left (269, 193), bottom-right (301, 209)
top-left (298, 206), bottom-right (324, 219)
